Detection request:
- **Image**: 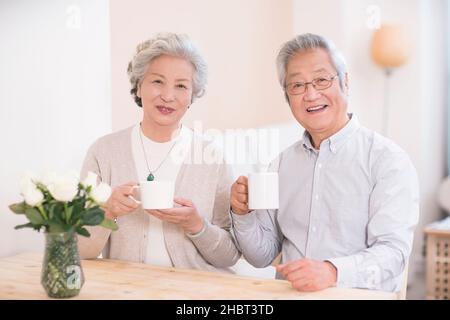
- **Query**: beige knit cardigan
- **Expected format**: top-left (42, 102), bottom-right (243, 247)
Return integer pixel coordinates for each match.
top-left (77, 126), bottom-right (241, 273)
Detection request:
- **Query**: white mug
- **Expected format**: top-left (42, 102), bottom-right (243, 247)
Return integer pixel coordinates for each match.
top-left (132, 181), bottom-right (175, 209)
top-left (248, 172), bottom-right (279, 210)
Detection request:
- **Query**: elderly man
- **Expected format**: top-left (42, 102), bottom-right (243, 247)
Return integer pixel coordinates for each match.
top-left (230, 33), bottom-right (419, 292)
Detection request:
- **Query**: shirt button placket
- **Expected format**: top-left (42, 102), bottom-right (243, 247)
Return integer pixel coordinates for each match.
top-left (308, 155), bottom-right (324, 256)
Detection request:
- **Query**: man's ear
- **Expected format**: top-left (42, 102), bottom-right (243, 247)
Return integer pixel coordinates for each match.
top-left (285, 91), bottom-right (290, 104)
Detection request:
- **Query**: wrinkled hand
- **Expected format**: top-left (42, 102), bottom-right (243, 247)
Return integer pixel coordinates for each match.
top-left (103, 182), bottom-right (139, 219)
top-left (230, 176), bottom-right (250, 215)
top-left (146, 197), bottom-right (204, 234)
top-left (276, 259), bottom-right (337, 292)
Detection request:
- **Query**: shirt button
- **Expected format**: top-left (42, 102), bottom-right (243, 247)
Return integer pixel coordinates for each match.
top-left (318, 163), bottom-right (322, 169)
top-left (312, 226), bottom-right (317, 232)
top-left (315, 194), bottom-right (319, 200)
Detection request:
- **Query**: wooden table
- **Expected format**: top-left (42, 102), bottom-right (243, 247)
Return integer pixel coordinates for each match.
top-left (0, 252), bottom-right (397, 300)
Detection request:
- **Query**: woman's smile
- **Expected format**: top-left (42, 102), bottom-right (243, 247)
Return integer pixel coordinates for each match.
top-left (156, 105), bottom-right (176, 115)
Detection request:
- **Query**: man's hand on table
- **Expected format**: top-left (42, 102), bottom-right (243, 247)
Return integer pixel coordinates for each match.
top-left (276, 259), bottom-right (337, 292)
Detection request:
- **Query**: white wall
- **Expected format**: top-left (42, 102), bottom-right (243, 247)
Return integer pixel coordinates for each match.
top-left (293, 0), bottom-right (448, 292)
top-left (417, 0), bottom-right (448, 273)
top-left (448, 2), bottom-right (450, 176)
top-left (109, 0), bottom-right (294, 132)
top-left (0, 0), bottom-right (111, 257)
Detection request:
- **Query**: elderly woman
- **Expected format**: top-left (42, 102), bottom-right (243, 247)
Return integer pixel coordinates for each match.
top-left (78, 33), bottom-right (240, 273)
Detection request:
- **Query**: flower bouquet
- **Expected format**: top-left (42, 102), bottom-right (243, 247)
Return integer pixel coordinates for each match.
top-left (9, 171), bottom-right (118, 298)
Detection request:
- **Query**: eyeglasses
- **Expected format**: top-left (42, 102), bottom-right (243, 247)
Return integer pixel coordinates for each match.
top-left (285, 74), bottom-right (338, 95)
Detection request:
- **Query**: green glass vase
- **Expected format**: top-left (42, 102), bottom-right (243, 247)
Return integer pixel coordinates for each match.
top-left (41, 232), bottom-right (85, 298)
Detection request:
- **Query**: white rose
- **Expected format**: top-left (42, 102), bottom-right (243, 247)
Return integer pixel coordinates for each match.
top-left (20, 172), bottom-right (37, 196)
top-left (38, 171), bottom-right (57, 187)
top-left (91, 182), bottom-right (111, 204)
top-left (82, 171), bottom-right (98, 189)
top-left (47, 174), bottom-right (79, 202)
top-left (23, 186), bottom-right (44, 206)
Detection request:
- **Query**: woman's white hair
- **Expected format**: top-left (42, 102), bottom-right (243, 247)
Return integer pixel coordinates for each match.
top-left (127, 32), bottom-right (207, 107)
top-left (276, 33), bottom-right (347, 101)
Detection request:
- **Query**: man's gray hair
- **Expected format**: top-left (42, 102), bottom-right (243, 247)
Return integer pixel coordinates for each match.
top-left (276, 33), bottom-right (347, 99)
top-left (127, 33), bottom-right (207, 107)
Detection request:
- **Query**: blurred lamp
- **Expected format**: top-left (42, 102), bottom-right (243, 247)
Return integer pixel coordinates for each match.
top-left (370, 24), bottom-right (410, 136)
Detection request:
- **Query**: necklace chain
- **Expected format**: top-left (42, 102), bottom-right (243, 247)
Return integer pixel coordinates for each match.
top-left (138, 124), bottom-right (178, 180)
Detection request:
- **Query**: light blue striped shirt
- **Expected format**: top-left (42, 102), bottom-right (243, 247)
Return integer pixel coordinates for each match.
top-left (231, 114), bottom-right (419, 292)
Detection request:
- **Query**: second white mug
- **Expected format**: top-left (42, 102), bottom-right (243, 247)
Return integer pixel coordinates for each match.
top-left (248, 172), bottom-right (279, 210)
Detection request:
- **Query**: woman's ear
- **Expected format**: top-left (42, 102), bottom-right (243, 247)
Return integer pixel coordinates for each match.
top-left (136, 81), bottom-right (142, 98)
top-left (137, 86), bottom-right (141, 98)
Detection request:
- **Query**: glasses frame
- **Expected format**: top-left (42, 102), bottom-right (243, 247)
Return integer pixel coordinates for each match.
top-left (285, 74), bottom-right (339, 95)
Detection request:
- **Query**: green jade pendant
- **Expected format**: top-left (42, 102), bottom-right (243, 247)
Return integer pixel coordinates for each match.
top-left (147, 173), bottom-right (155, 181)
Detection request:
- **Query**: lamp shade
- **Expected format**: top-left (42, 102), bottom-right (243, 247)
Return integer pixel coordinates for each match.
top-left (370, 24), bottom-right (410, 68)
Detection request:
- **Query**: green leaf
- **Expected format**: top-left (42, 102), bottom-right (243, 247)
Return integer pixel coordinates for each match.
top-left (81, 208), bottom-right (104, 226)
top-left (49, 202), bottom-right (64, 223)
top-left (9, 202), bottom-right (27, 214)
top-left (25, 207), bottom-right (45, 225)
top-left (65, 206), bottom-right (73, 222)
top-left (47, 203), bottom-right (55, 220)
top-left (100, 218), bottom-right (118, 231)
top-left (47, 223), bottom-right (66, 233)
top-left (62, 224), bottom-right (72, 232)
top-left (70, 198), bottom-right (85, 222)
top-left (14, 222), bottom-right (34, 230)
top-left (76, 227), bottom-right (91, 237)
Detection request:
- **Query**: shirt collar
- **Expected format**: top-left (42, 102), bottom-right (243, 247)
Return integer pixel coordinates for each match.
top-left (302, 131), bottom-right (315, 152)
top-left (302, 113), bottom-right (360, 154)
